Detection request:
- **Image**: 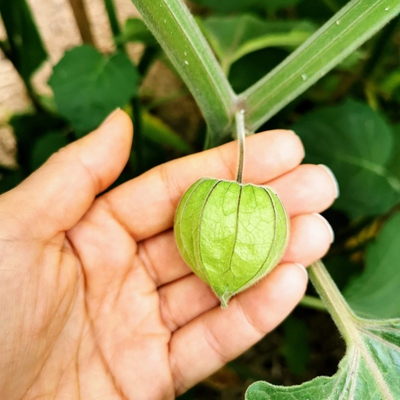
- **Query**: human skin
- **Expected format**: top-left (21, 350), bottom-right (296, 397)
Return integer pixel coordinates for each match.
top-left (0, 110), bottom-right (337, 400)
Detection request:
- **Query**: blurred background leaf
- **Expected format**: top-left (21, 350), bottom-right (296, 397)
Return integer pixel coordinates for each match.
top-left (30, 131), bottom-right (69, 170)
top-left (344, 212), bottom-right (400, 319)
top-left (49, 45), bottom-right (140, 136)
top-left (294, 99), bottom-right (400, 220)
top-left (280, 316), bottom-right (310, 376)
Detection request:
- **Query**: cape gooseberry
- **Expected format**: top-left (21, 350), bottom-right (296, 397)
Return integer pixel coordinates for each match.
top-left (174, 178), bottom-right (289, 308)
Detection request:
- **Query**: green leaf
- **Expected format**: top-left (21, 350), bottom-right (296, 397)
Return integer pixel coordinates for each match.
top-left (248, 260), bottom-right (400, 400)
top-left (30, 132), bottom-right (69, 171)
top-left (246, 317), bottom-right (400, 399)
top-left (280, 316), bottom-right (309, 376)
top-left (293, 99), bottom-right (400, 219)
top-left (344, 213), bottom-right (400, 319)
top-left (9, 112), bottom-right (67, 172)
top-left (49, 45), bottom-right (140, 136)
top-left (117, 18), bottom-right (157, 46)
top-left (387, 124), bottom-right (400, 178)
top-left (142, 112), bottom-right (192, 153)
top-left (0, 169), bottom-right (25, 194)
top-left (242, 0), bottom-right (400, 132)
top-left (131, 0), bottom-right (236, 147)
top-left (0, 0), bottom-right (47, 82)
top-left (380, 70), bottom-right (400, 98)
top-left (199, 15), bottom-right (316, 75)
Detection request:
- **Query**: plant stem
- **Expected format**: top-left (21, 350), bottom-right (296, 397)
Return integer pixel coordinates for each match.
top-left (67, 0), bottom-right (95, 45)
top-left (138, 46), bottom-right (159, 76)
top-left (299, 295), bottom-right (326, 311)
top-left (242, 0), bottom-right (400, 133)
top-left (308, 260), bottom-right (359, 345)
top-left (131, 0), bottom-right (237, 147)
top-left (235, 110), bottom-right (246, 183)
top-left (103, 0), bottom-right (125, 52)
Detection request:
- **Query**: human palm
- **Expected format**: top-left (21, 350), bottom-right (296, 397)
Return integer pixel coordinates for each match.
top-left (0, 111), bottom-right (337, 400)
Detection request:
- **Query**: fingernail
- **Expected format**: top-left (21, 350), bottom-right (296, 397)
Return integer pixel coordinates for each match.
top-left (312, 213), bottom-right (335, 243)
top-left (294, 263), bottom-right (308, 282)
top-left (318, 164), bottom-right (340, 199)
top-left (100, 108), bottom-right (121, 127)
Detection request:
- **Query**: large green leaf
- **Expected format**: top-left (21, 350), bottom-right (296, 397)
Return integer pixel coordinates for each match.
top-left (0, 0), bottom-right (47, 82)
top-left (344, 213), bottom-right (400, 319)
top-left (247, 261), bottom-right (400, 400)
top-left (199, 15), bottom-right (315, 75)
top-left (246, 318), bottom-right (400, 399)
top-left (387, 124), bottom-right (400, 178)
top-left (294, 99), bottom-right (400, 219)
top-left (49, 45), bottom-right (140, 136)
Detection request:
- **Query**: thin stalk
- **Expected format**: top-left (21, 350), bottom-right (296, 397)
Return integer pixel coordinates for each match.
top-left (137, 46), bottom-right (159, 76)
top-left (235, 110), bottom-right (246, 183)
top-left (308, 260), bottom-right (359, 344)
top-left (103, 0), bottom-right (125, 52)
top-left (67, 0), bottom-right (95, 45)
top-left (299, 295), bottom-right (326, 311)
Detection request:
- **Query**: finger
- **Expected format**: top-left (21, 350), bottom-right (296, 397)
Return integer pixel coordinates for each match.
top-left (138, 230), bottom-right (192, 286)
top-left (268, 164), bottom-right (339, 217)
top-left (104, 130), bottom-right (304, 241)
top-left (169, 262), bottom-right (308, 395)
top-left (282, 212), bottom-right (334, 265)
top-left (0, 110), bottom-right (133, 239)
top-left (156, 212), bottom-right (333, 332)
top-left (159, 274), bottom-right (219, 332)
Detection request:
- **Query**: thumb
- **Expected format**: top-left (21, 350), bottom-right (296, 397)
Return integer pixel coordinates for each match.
top-left (0, 109), bottom-right (133, 238)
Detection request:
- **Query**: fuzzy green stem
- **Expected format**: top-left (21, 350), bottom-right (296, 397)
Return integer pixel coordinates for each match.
top-left (308, 260), bottom-right (359, 344)
top-left (131, 0), bottom-right (236, 148)
top-left (235, 110), bottom-right (246, 184)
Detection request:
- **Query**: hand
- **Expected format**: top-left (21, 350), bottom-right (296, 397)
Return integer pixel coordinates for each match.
top-left (0, 110), bottom-right (337, 400)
